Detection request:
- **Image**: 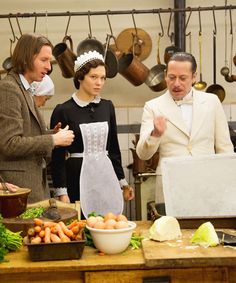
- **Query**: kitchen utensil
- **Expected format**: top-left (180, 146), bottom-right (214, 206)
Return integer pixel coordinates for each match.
top-left (116, 28), bottom-right (152, 61)
top-left (0, 187), bottom-right (31, 218)
top-left (77, 12), bottom-right (104, 56)
top-left (217, 231), bottom-right (236, 246)
top-left (145, 34), bottom-right (167, 92)
top-left (27, 237), bottom-right (85, 261)
top-left (104, 34), bottom-right (119, 78)
top-left (206, 31), bottom-right (225, 102)
top-left (52, 35), bottom-right (77, 78)
top-left (164, 10), bottom-right (181, 64)
top-left (86, 221), bottom-right (136, 254)
top-left (194, 11), bottom-right (207, 90)
top-left (42, 198), bottom-right (61, 221)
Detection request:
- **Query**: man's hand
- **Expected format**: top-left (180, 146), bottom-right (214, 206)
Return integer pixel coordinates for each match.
top-left (151, 116), bottom-right (167, 137)
top-left (53, 125), bottom-right (74, 146)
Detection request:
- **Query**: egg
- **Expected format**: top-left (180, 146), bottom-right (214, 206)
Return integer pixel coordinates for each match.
top-left (93, 221), bottom-right (106, 229)
top-left (104, 219), bottom-right (117, 228)
top-left (115, 221), bottom-right (129, 229)
top-left (104, 212), bottom-right (117, 222)
top-left (86, 216), bottom-right (97, 228)
top-left (96, 216), bottom-right (104, 222)
top-left (116, 214), bottom-right (128, 222)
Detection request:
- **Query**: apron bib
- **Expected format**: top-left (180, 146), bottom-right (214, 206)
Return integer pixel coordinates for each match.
top-left (79, 122), bottom-right (123, 218)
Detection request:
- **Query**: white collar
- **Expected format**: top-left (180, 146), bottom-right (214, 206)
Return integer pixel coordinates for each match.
top-left (19, 74), bottom-right (35, 94)
top-left (72, 93), bottom-right (101, 107)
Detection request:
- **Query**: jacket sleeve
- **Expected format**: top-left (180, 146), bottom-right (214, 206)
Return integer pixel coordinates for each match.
top-left (136, 101), bottom-right (161, 160)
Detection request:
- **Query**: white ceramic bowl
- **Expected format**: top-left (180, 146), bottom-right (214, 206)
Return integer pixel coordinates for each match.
top-left (86, 221), bottom-right (136, 254)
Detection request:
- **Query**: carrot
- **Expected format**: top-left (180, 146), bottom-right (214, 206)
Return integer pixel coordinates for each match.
top-left (44, 227), bottom-right (51, 243)
top-left (44, 221), bottom-right (57, 228)
top-left (67, 220), bottom-right (78, 230)
top-left (71, 225), bottom-right (80, 235)
top-left (31, 236), bottom-right (42, 244)
top-left (56, 224), bottom-right (70, 242)
top-left (50, 225), bottom-right (59, 235)
top-left (59, 221), bottom-right (74, 238)
top-left (50, 233), bottom-right (61, 243)
top-left (34, 218), bottom-right (43, 226)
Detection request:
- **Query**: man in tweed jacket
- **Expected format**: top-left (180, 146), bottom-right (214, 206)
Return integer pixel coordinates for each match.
top-left (0, 34), bottom-right (74, 203)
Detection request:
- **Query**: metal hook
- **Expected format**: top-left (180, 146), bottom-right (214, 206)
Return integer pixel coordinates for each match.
top-left (87, 11), bottom-right (92, 37)
top-left (106, 10), bottom-right (113, 36)
top-left (65, 11), bottom-right (71, 36)
top-left (8, 15), bottom-right (17, 43)
top-left (33, 12), bottom-right (37, 33)
top-left (167, 8), bottom-right (174, 43)
top-left (198, 7), bottom-right (202, 35)
top-left (158, 9), bottom-right (164, 37)
top-left (185, 7), bottom-right (192, 36)
top-left (212, 6), bottom-right (217, 35)
top-left (229, 5), bottom-right (233, 35)
top-left (131, 9), bottom-right (138, 36)
top-left (16, 13), bottom-right (23, 36)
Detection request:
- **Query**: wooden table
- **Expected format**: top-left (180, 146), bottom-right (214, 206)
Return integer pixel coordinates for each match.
top-left (1, 221), bottom-right (236, 283)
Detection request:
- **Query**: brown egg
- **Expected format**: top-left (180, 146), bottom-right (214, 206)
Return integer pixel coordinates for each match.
top-left (104, 219), bottom-right (117, 228)
top-left (104, 212), bottom-right (117, 222)
top-left (86, 216), bottom-right (97, 228)
top-left (93, 221), bottom-right (106, 229)
top-left (116, 214), bottom-right (128, 222)
top-left (115, 221), bottom-right (129, 229)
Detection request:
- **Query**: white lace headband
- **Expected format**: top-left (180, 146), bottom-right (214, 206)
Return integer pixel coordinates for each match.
top-left (74, 50), bottom-right (104, 72)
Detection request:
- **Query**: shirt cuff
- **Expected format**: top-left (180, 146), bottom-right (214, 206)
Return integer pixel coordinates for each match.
top-left (119, 178), bottom-right (129, 188)
top-left (54, 187), bottom-right (68, 197)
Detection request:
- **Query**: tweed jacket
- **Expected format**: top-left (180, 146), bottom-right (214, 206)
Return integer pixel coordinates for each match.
top-left (0, 71), bottom-right (54, 203)
top-left (136, 89), bottom-right (234, 176)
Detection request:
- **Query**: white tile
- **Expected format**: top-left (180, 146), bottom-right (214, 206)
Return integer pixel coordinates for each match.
top-left (115, 108), bottom-right (128, 125)
top-left (229, 104), bottom-right (236, 121)
top-left (128, 108), bottom-right (143, 124)
top-left (118, 134), bottom-right (129, 150)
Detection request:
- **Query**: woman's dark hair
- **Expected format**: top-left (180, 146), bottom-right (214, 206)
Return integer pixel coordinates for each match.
top-left (73, 59), bottom-right (106, 89)
top-left (12, 33), bottom-right (53, 74)
top-left (166, 52), bottom-right (197, 74)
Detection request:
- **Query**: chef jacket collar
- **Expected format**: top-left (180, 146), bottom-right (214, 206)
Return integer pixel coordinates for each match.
top-left (72, 93), bottom-right (101, 107)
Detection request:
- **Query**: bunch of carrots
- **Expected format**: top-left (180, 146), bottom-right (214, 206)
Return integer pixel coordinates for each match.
top-left (24, 218), bottom-right (86, 244)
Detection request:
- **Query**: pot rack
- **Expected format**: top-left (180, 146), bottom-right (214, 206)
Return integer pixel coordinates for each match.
top-left (0, 5), bottom-right (235, 18)
top-left (0, 4), bottom-right (235, 77)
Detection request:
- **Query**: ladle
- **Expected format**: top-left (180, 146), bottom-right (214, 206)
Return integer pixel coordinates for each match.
top-left (194, 10), bottom-right (207, 90)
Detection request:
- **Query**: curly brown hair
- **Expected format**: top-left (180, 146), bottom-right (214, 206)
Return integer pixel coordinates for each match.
top-left (73, 59), bottom-right (106, 89)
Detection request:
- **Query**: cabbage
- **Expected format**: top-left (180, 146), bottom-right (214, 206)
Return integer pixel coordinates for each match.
top-left (190, 222), bottom-right (219, 247)
top-left (149, 216), bottom-right (182, 241)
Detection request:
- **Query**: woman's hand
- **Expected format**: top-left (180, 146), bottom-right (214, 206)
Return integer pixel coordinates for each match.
top-left (122, 185), bottom-right (135, 201)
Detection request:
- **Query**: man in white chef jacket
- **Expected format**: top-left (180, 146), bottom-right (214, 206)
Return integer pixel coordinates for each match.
top-left (136, 52), bottom-right (234, 205)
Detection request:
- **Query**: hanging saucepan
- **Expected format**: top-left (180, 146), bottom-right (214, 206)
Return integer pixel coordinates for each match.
top-left (104, 34), bottom-right (120, 78)
top-left (164, 11), bottom-right (181, 64)
top-left (2, 39), bottom-right (14, 71)
top-left (206, 32), bottom-right (225, 102)
top-left (145, 34), bottom-right (166, 92)
top-left (77, 12), bottom-right (104, 56)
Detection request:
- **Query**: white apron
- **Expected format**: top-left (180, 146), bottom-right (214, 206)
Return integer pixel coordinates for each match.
top-left (79, 122), bottom-right (124, 218)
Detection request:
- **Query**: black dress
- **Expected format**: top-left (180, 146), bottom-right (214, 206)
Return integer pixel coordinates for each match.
top-left (50, 96), bottom-right (125, 202)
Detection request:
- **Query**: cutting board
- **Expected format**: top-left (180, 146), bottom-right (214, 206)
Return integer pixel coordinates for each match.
top-left (142, 229), bottom-right (236, 268)
top-left (161, 153), bottom-right (236, 217)
top-left (2, 205), bottom-right (78, 236)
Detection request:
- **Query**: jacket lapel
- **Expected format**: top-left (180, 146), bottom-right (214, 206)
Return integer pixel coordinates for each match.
top-left (10, 72), bottom-right (42, 128)
top-left (158, 91), bottom-right (190, 136)
top-left (190, 90), bottom-right (208, 140)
